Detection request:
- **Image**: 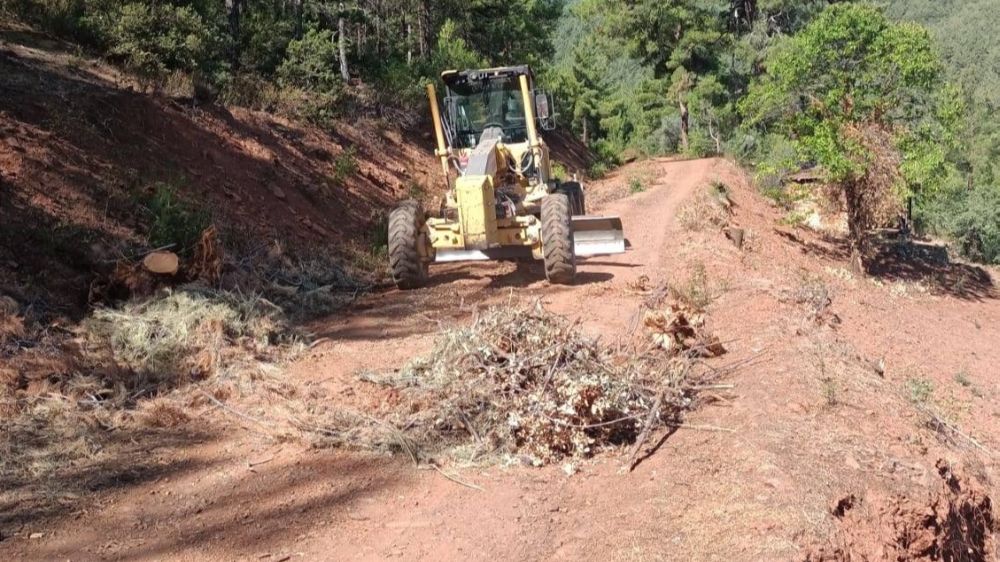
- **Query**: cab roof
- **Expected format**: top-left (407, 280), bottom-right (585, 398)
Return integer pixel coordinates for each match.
top-left (440, 65), bottom-right (534, 89)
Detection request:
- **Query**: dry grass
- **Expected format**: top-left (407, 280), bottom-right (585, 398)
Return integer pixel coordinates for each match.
top-left (0, 284), bottom-right (306, 511)
top-left (671, 263), bottom-right (719, 311)
top-left (261, 256), bottom-right (365, 321)
top-left (0, 220), bottom-right (368, 523)
top-left (782, 272), bottom-right (840, 329)
top-left (295, 303), bottom-right (713, 466)
top-left (677, 181), bottom-right (733, 232)
top-left (84, 287), bottom-right (298, 385)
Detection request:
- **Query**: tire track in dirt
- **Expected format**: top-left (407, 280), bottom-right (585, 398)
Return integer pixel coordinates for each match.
top-left (541, 158), bottom-right (718, 330)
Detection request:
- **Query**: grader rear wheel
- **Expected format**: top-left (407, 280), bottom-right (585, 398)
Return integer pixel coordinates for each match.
top-left (388, 199), bottom-right (428, 290)
top-left (541, 192), bottom-right (576, 284)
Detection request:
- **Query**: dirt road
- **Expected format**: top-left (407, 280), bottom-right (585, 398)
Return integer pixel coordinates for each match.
top-left (9, 157), bottom-right (1000, 561)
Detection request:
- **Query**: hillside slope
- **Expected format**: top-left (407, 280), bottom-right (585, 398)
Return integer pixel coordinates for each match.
top-left (1, 25), bottom-right (441, 316)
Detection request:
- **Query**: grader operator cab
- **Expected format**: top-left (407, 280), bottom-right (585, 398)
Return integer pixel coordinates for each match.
top-left (387, 65), bottom-right (625, 289)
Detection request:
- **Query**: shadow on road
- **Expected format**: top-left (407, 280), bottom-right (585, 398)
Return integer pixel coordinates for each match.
top-left (776, 228), bottom-right (995, 301)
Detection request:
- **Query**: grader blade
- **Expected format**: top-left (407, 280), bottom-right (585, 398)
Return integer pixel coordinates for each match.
top-left (572, 215), bottom-right (626, 257)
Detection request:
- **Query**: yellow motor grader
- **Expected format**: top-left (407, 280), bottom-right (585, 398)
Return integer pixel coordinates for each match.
top-left (388, 65), bottom-right (625, 289)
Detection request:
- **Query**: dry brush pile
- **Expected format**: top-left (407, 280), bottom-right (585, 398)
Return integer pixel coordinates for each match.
top-left (302, 300), bottom-right (727, 466)
top-left (677, 181), bottom-right (734, 232)
top-left (0, 226), bottom-right (364, 499)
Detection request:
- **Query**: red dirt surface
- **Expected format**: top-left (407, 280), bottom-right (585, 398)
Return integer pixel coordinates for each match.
top-left (6, 154), bottom-right (1000, 561)
top-left (4, 24), bottom-right (1000, 562)
top-left (806, 460), bottom-right (994, 561)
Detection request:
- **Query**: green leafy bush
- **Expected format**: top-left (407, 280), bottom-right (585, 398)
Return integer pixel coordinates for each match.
top-left (100, 2), bottom-right (222, 81)
top-left (753, 134), bottom-right (803, 197)
top-left (277, 27), bottom-right (343, 94)
top-left (587, 161), bottom-right (608, 180)
top-left (741, 4), bottom-right (950, 252)
top-left (146, 183), bottom-right (210, 254)
top-left (369, 59), bottom-right (428, 113)
top-left (923, 185), bottom-right (1000, 264)
top-left (331, 147), bottom-right (359, 185)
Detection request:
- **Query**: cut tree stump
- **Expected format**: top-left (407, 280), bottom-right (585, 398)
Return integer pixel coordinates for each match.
top-left (143, 251), bottom-right (179, 275)
top-left (723, 227), bottom-right (745, 250)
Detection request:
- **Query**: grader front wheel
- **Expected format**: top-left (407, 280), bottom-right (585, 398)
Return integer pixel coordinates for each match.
top-left (388, 200), bottom-right (429, 290)
top-left (541, 192), bottom-right (576, 284)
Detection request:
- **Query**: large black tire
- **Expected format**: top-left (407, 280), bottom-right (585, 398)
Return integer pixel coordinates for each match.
top-left (388, 200), bottom-right (428, 289)
top-left (541, 192), bottom-right (576, 284)
top-left (558, 181), bottom-right (586, 215)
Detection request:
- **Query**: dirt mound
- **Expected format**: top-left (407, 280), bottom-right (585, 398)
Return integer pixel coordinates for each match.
top-left (805, 460), bottom-right (996, 561)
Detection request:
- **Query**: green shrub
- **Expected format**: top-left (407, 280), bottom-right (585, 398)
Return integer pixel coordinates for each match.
top-left (628, 176), bottom-right (645, 194)
top-left (277, 27), bottom-right (343, 94)
top-left (551, 161), bottom-right (569, 181)
top-left (592, 139), bottom-right (622, 168)
top-left (923, 184), bottom-right (1000, 264)
top-left (371, 59), bottom-right (428, 112)
top-left (753, 135), bottom-right (803, 195)
top-left (146, 183), bottom-right (210, 254)
top-left (98, 2), bottom-right (222, 82)
top-left (331, 147), bottom-right (359, 185)
top-left (588, 161), bottom-right (608, 179)
top-left (684, 128), bottom-right (718, 158)
top-left (724, 131), bottom-right (760, 164)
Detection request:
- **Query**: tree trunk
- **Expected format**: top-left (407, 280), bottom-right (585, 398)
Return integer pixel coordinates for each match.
top-left (708, 118), bottom-right (721, 154)
top-left (418, 0), bottom-right (430, 58)
top-left (844, 180), bottom-right (867, 274)
top-left (731, 0), bottom-right (756, 29)
top-left (679, 100), bottom-right (689, 152)
top-left (407, 21), bottom-right (413, 65)
top-left (226, 0), bottom-right (242, 66)
top-left (292, 0), bottom-right (303, 38)
top-left (582, 117), bottom-right (589, 145)
top-left (338, 3), bottom-right (349, 82)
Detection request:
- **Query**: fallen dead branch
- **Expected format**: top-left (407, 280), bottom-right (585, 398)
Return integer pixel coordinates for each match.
top-left (422, 463), bottom-right (485, 491)
top-left (627, 392), bottom-right (665, 471)
top-left (915, 402), bottom-right (994, 457)
top-left (670, 423), bottom-right (735, 433)
top-left (197, 389), bottom-right (280, 438)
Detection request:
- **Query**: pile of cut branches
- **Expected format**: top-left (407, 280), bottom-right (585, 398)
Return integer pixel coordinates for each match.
top-left (307, 303), bottom-right (706, 465)
top-left (643, 302), bottom-right (726, 357)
